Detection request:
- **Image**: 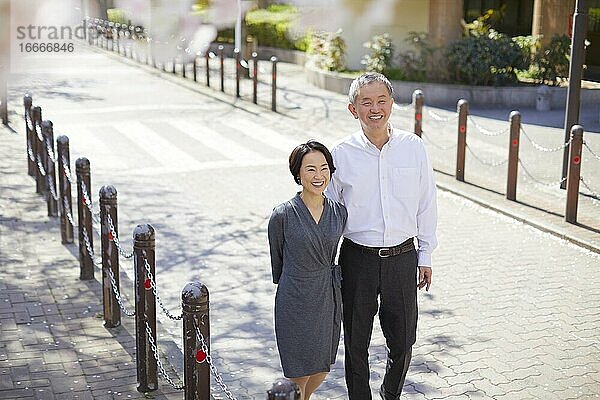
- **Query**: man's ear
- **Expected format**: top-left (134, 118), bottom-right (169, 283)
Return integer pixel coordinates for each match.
top-left (348, 103), bottom-right (358, 119)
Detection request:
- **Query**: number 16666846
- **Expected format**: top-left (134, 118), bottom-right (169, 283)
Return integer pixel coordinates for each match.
top-left (19, 42), bottom-right (74, 52)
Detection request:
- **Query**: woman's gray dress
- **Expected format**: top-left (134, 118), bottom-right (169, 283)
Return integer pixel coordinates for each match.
top-left (268, 193), bottom-right (347, 378)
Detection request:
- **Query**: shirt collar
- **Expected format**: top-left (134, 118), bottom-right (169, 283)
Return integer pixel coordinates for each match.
top-left (355, 122), bottom-right (397, 152)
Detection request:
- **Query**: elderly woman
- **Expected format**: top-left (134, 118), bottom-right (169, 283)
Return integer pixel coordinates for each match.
top-left (268, 140), bottom-right (347, 400)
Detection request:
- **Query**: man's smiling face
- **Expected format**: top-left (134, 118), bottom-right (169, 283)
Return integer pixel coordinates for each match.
top-left (348, 81), bottom-right (394, 135)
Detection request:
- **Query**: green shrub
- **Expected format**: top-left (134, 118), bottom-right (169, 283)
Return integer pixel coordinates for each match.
top-left (393, 32), bottom-right (449, 83)
top-left (107, 8), bottom-right (127, 24)
top-left (306, 30), bottom-right (346, 72)
top-left (361, 33), bottom-right (393, 73)
top-left (447, 30), bottom-right (528, 85)
top-left (244, 4), bottom-right (307, 50)
top-left (534, 35), bottom-right (571, 85)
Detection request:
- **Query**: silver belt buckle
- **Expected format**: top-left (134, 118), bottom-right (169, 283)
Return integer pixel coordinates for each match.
top-left (378, 248), bottom-right (391, 258)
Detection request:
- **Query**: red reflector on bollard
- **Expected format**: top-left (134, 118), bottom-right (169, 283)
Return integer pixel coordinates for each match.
top-left (512, 139), bottom-right (518, 146)
top-left (144, 278), bottom-right (151, 289)
top-left (108, 232), bottom-right (114, 241)
top-left (415, 113), bottom-right (422, 121)
top-left (573, 155), bottom-right (581, 165)
top-left (459, 125), bottom-right (465, 133)
top-left (196, 350), bottom-right (207, 363)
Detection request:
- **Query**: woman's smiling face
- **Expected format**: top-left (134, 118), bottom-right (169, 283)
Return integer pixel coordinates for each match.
top-left (298, 150), bottom-right (330, 196)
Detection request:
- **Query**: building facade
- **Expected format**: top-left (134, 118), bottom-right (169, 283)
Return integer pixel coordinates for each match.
top-left (334, 0), bottom-right (598, 78)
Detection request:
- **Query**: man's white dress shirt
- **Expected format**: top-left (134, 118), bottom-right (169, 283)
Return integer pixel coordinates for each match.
top-left (325, 128), bottom-right (438, 267)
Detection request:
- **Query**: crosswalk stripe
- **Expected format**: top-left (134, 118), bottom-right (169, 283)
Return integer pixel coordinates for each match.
top-left (58, 125), bottom-right (129, 170)
top-left (169, 119), bottom-right (269, 164)
top-left (114, 121), bottom-right (203, 169)
top-left (47, 103), bottom-right (224, 116)
top-left (220, 117), bottom-right (300, 154)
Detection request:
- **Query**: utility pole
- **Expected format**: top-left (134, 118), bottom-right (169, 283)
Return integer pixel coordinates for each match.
top-left (561, 0), bottom-right (587, 188)
top-left (0, 0), bottom-right (10, 125)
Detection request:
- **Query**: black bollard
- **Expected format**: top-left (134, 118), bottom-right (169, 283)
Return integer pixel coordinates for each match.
top-left (506, 111), bottom-right (521, 201)
top-left (182, 281), bottom-right (210, 400)
top-left (42, 120), bottom-right (58, 217)
top-left (413, 89), bottom-right (424, 137)
top-left (219, 45), bottom-right (225, 92)
top-left (565, 125), bottom-right (584, 223)
top-left (133, 224), bottom-right (158, 393)
top-left (76, 157), bottom-right (94, 280)
top-left (24, 94), bottom-right (35, 176)
top-left (252, 52), bottom-right (258, 104)
top-left (0, 67), bottom-right (7, 126)
top-left (271, 56), bottom-right (278, 112)
top-left (205, 51), bottom-right (210, 87)
top-left (100, 185), bottom-right (121, 328)
top-left (57, 136), bottom-right (74, 244)
top-left (234, 47), bottom-right (241, 98)
top-left (193, 56), bottom-right (197, 82)
top-left (31, 106), bottom-right (45, 194)
top-left (267, 378), bottom-right (301, 399)
top-left (172, 57), bottom-right (177, 74)
top-left (456, 99), bottom-right (468, 182)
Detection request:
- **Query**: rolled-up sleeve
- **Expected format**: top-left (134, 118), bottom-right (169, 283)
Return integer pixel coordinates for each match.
top-left (267, 206), bottom-right (285, 284)
top-left (416, 144), bottom-right (438, 267)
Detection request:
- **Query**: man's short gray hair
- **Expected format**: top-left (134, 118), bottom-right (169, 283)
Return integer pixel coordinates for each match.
top-left (348, 72), bottom-right (393, 104)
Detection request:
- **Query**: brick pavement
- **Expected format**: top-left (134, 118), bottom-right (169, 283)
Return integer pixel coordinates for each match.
top-left (0, 129), bottom-right (182, 399)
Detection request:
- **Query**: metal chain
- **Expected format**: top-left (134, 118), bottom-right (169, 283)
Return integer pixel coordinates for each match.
top-left (36, 154), bottom-right (47, 176)
top-left (81, 228), bottom-right (102, 266)
top-left (35, 123), bottom-right (43, 142)
top-left (580, 177), bottom-right (600, 200)
top-left (46, 142), bottom-right (57, 164)
top-left (47, 174), bottom-right (59, 201)
top-left (517, 159), bottom-right (566, 187)
top-left (194, 324), bottom-right (237, 400)
top-left (583, 142), bottom-right (600, 162)
top-left (467, 116), bottom-right (510, 137)
top-left (466, 144), bottom-right (508, 167)
top-left (80, 180), bottom-right (94, 211)
top-left (63, 197), bottom-right (76, 227)
top-left (520, 126), bottom-right (572, 152)
top-left (62, 158), bottom-right (76, 185)
top-left (421, 131), bottom-right (457, 150)
top-left (105, 267), bottom-right (136, 316)
top-left (143, 320), bottom-right (185, 390)
top-left (426, 108), bottom-right (458, 123)
top-left (141, 252), bottom-right (183, 320)
top-left (106, 214), bottom-right (134, 258)
top-left (26, 113), bottom-right (33, 131)
top-left (27, 140), bottom-right (35, 162)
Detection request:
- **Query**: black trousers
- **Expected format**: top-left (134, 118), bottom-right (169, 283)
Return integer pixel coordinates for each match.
top-left (339, 239), bottom-right (418, 400)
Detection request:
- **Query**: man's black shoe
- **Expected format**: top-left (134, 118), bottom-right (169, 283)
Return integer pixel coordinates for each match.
top-left (379, 384), bottom-right (401, 400)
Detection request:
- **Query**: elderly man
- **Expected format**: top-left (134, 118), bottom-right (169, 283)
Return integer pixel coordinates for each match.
top-left (325, 72), bottom-right (438, 399)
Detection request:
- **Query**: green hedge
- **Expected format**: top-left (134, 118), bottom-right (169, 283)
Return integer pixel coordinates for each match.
top-left (217, 4), bottom-right (307, 51)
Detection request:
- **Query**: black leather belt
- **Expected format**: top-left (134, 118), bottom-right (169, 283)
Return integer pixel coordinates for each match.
top-left (344, 238), bottom-right (414, 258)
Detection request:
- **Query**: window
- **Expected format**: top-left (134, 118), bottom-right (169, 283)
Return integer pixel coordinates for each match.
top-left (463, 0), bottom-right (534, 36)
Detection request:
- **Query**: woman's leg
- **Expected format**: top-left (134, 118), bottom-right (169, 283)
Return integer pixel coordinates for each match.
top-left (304, 372), bottom-right (328, 399)
top-left (290, 376), bottom-right (309, 400)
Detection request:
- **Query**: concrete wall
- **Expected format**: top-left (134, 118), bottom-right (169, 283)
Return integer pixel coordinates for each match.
top-left (338, 0), bottom-right (430, 70)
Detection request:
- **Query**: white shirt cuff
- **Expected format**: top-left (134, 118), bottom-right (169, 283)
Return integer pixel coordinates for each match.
top-left (417, 251), bottom-right (432, 267)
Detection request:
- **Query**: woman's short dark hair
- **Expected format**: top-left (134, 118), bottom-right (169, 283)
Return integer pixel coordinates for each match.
top-left (289, 140), bottom-right (336, 185)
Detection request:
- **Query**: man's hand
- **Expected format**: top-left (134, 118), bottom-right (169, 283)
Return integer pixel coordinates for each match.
top-left (418, 266), bottom-right (432, 291)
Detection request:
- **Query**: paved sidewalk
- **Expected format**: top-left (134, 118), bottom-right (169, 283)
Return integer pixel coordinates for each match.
top-left (1, 43), bottom-right (600, 400)
top-left (0, 129), bottom-right (183, 399)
